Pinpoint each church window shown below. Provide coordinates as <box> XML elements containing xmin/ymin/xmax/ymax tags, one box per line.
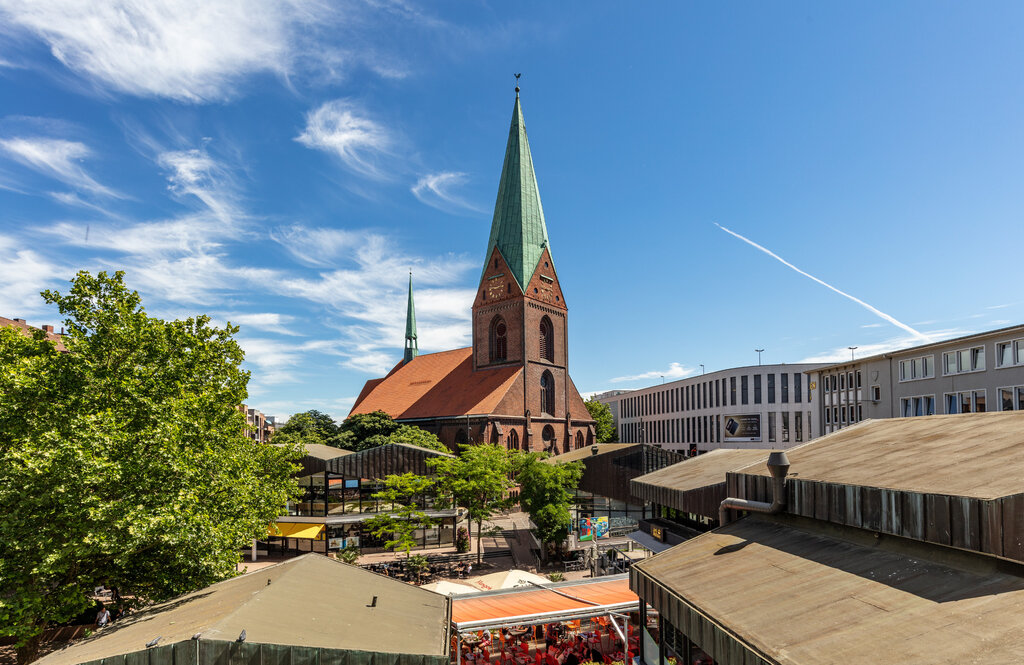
<box><xmin>575</xmin><ymin>431</ymin><xmax>584</xmax><ymax>449</ymax></box>
<box><xmin>542</xmin><ymin>424</ymin><xmax>556</xmax><ymax>451</ymax></box>
<box><xmin>540</xmin><ymin>370</ymin><xmax>555</xmax><ymax>415</ymax></box>
<box><xmin>539</xmin><ymin>316</ymin><xmax>554</xmax><ymax>362</ymax></box>
<box><xmin>455</xmin><ymin>429</ymin><xmax>468</xmax><ymax>446</ymax></box>
<box><xmin>495</xmin><ymin>258</ymin><xmax>499</xmax><ymax>268</ymax></box>
<box><xmin>490</xmin><ymin>316</ymin><xmax>508</xmax><ymax>362</ymax></box>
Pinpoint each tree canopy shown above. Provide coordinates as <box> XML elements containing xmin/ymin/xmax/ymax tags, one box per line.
<box><xmin>337</xmin><ymin>411</ymin><xmax>449</xmax><ymax>453</ymax></box>
<box><xmin>363</xmin><ymin>473</ymin><xmax>437</xmax><ymax>558</ymax></box>
<box><xmin>273</xmin><ymin>409</ymin><xmax>344</xmax><ymax>448</ymax></box>
<box><xmin>429</xmin><ymin>444</ymin><xmax>516</xmax><ymax>563</ymax></box>
<box><xmin>0</xmin><ymin>272</ymin><xmax>301</xmax><ymax>664</ymax></box>
<box><xmin>515</xmin><ymin>453</ymin><xmax>584</xmax><ymax>558</ymax></box>
<box><xmin>585</xmin><ymin>397</ymin><xmax>618</xmax><ymax>443</ymax></box>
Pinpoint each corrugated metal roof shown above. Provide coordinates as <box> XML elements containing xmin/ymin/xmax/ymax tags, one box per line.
<box><xmin>738</xmin><ymin>412</ymin><xmax>1024</xmax><ymax>499</ymax></box>
<box><xmin>633</xmin><ymin>515</ymin><xmax>1024</xmax><ymax>665</ymax></box>
<box><xmin>481</xmin><ymin>93</ymin><xmax>551</xmax><ymax>291</ymax></box>
<box><xmin>633</xmin><ymin>449</ymin><xmax>771</xmax><ymax>494</ymax></box>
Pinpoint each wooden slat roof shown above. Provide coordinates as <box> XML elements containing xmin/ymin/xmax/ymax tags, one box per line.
<box><xmin>633</xmin><ymin>516</ymin><xmax>1024</xmax><ymax>665</ymax></box>
<box><xmin>633</xmin><ymin>448</ymin><xmax>771</xmax><ymax>493</ymax></box>
<box><xmin>739</xmin><ymin>412</ymin><xmax>1024</xmax><ymax>499</ymax></box>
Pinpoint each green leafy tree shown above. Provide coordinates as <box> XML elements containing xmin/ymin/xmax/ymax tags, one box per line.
<box><xmin>585</xmin><ymin>397</ymin><xmax>618</xmax><ymax>443</ymax></box>
<box><xmin>338</xmin><ymin>410</ymin><xmax>400</xmax><ymax>451</ymax></box>
<box><xmin>515</xmin><ymin>453</ymin><xmax>584</xmax><ymax>560</ymax></box>
<box><xmin>0</xmin><ymin>271</ymin><xmax>302</xmax><ymax>664</ymax></box>
<box><xmin>430</xmin><ymin>444</ymin><xmax>515</xmax><ymax>564</ymax></box>
<box><xmin>337</xmin><ymin>545</ymin><xmax>360</xmax><ymax>565</ymax></box>
<box><xmin>273</xmin><ymin>410</ymin><xmax>343</xmax><ymax>448</ymax></box>
<box><xmin>387</xmin><ymin>424</ymin><xmax>450</xmax><ymax>453</ymax></box>
<box><xmin>363</xmin><ymin>473</ymin><xmax>437</xmax><ymax>559</ymax></box>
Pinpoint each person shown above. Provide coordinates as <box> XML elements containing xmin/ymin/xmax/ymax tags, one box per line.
<box><xmin>95</xmin><ymin>604</ymin><xmax>111</xmax><ymax>628</ymax></box>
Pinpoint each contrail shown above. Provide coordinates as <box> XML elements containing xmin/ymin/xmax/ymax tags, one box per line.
<box><xmin>714</xmin><ymin>223</ymin><xmax>931</xmax><ymax>343</ymax></box>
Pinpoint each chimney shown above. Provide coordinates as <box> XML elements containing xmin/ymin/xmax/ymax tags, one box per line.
<box><xmin>42</xmin><ymin>325</ymin><xmax>55</xmax><ymax>333</ymax></box>
<box><xmin>591</xmin><ymin>445</ymin><xmax>600</xmax><ymax>456</ymax></box>
<box><xmin>13</xmin><ymin>318</ymin><xmax>25</xmax><ymax>323</ymax></box>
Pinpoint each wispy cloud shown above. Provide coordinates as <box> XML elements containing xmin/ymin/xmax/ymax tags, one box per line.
<box><xmin>295</xmin><ymin>99</ymin><xmax>393</xmax><ymax>179</ymax></box>
<box><xmin>610</xmin><ymin>362</ymin><xmax>694</xmax><ymax>384</ymax></box>
<box><xmin>225</xmin><ymin>312</ymin><xmax>304</xmax><ymax>337</ymax></box>
<box><xmin>715</xmin><ymin>223</ymin><xmax>931</xmax><ymax>343</ymax></box>
<box><xmin>411</xmin><ymin>171</ymin><xmax>484</xmax><ymax>214</ymax></box>
<box><xmin>0</xmin><ymin>234</ymin><xmax>68</xmax><ymax>317</ymax></box>
<box><xmin>0</xmin><ymin>137</ymin><xmax>118</xmax><ymax>197</ymax></box>
<box><xmin>0</xmin><ymin>0</ymin><xmax>340</xmax><ymax>102</ymax></box>
<box><xmin>860</xmin><ymin>323</ymin><xmax>883</xmax><ymax>329</ymax></box>
<box><xmin>800</xmin><ymin>328</ymin><xmax>976</xmax><ymax>364</ymax></box>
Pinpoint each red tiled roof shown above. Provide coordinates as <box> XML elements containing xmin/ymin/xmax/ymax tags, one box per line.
<box><xmin>0</xmin><ymin>316</ymin><xmax>67</xmax><ymax>351</ymax></box>
<box><xmin>350</xmin><ymin>347</ymin><xmax>521</xmax><ymax>419</ymax></box>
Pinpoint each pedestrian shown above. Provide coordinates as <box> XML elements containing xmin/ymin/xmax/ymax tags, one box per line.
<box><xmin>95</xmin><ymin>604</ymin><xmax>111</xmax><ymax>629</ymax></box>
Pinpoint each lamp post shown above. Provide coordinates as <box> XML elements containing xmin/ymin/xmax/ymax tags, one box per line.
<box><xmin>755</xmin><ymin>349</ymin><xmax>764</xmax><ymax>366</ymax></box>
<box><xmin>848</xmin><ymin>346</ymin><xmax>858</xmax><ymax>361</ymax></box>
<box><xmin>660</xmin><ymin>375</ymin><xmax>665</xmax><ymax>384</ymax></box>
<box><xmin>699</xmin><ymin>364</ymin><xmax>705</xmax><ymax>375</ymax></box>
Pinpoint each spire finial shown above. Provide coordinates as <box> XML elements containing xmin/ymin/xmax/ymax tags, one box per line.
<box><xmin>514</xmin><ymin>72</ymin><xmax>521</xmax><ymax>95</ymax></box>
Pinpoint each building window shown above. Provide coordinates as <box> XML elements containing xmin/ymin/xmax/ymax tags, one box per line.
<box><xmin>768</xmin><ymin>374</ymin><xmax>776</xmax><ymax>404</ymax></box>
<box><xmin>794</xmin><ymin>373</ymin><xmax>802</xmax><ymax>403</ymax></box>
<box><xmin>542</xmin><ymin>424</ymin><xmax>556</xmax><ymax>451</ymax></box>
<box><xmin>455</xmin><ymin>429</ymin><xmax>468</xmax><ymax>446</ymax></box>
<box><xmin>539</xmin><ymin>316</ymin><xmax>555</xmax><ymax>362</ymax></box>
<box><xmin>781</xmin><ymin>373</ymin><xmax>789</xmax><ymax>403</ymax></box>
<box><xmin>754</xmin><ymin>374</ymin><xmax>762</xmax><ymax>404</ymax></box>
<box><xmin>944</xmin><ymin>346</ymin><xmax>985</xmax><ymax>375</ymax></box>
<box><xmin>574</xmin><ymin>431</ymin><xmax>584</xmax><ymax>449</ymax></box>
<box><xmin>730</xmin><ymin>376</ymin><xmax>737</xmax><ymax>405</ymax></box>
<box><xmin>871</xmin><ymin>385</ymin><xmax>881</xmax><ymax>401</ymax></box>
<box><xmin>781</xmin><ymin>412</ymin><xmax>790</xmax><ymax>443</ymax></box>
<box><xmin>489</xmin><ymin>316</ymin><xmax>508</xmax><ymax>362</ymax></box>
<box><xmin>540</xmin><ymin>371</ymin><xmax>555</xmax><ymax>415</ymax></box>
<box><xmin>898</xmin><ymin>355</ymin><xmax>935</xmax><ymax>382</ymax></box>
<box><xmin>795</xmin><ymin>412</ymin><xmax>803</xmax><ymax>442</ymax></box>
<box><xmin>996</xmin><ymin>338</ymin><xmax>1024</xmax><ymax>367</ymax></box>
<box><xmin>824</xmin><ymin>376</ymin><xmax>831</xmax><ymax>393</ymax></box>
<box><xmin>741</xmin><ymin>375</ymin><xmax>749</xmax><ymax>405</ymax></box>
<box><xmin>506</xmin><ymin>429</ymin><xmax>519</xmax><ymax>450</ymax></box>
<box><xmin>999</xmin><ymin>386</ymin><xmax>1024</xmax><ymax>411</ymax></box>
<box><xmin>900</xmin><ymin>395</ymin><xmax>935</xmax><ymax>418</ymax></box>
<box><xmin>768</xmin><ymin>412</ymin><xmax>777</xmax><ymax>443</ymax></box>
<box><xmin>839</xmin><ymin>373</ymin><xmax>845</xmax><ymax>391</ymax></box>
<box><xmin>855</xmin><ymin>371</ymin><xmax>862</xmax><ymax>390</ymax></box>
<box><xmin>825</xmin><ymin>408</ymin><xmax>831</xmax><ymax>425</ymax></box>
<box><xmin>945</xmin><ymin>390</ymin><xmax>987</xmax><ymax>414</ymax></box>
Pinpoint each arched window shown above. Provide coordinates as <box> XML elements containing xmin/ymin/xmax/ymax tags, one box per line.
<box><xmin>539</xmin><ymin>316</ymin><xmax>554</xmax><ymax>362</ymax></box>
<box><xmin>575</xmin><ymin>431</ymin><xmax>584</xmax><ymax>449</ymax></box>
<box><xmin>540</xmin><ymin>371</ymin><xmax>555</xmax><ymax>415</ymax></box>
<box><xmin>490</xmin><ymin>316</ymin><xmax>507</xmax><ymax>362</ymax></box>
<box><xmin>542</xmin><ymin>425</ymin><xmax>556</xmax><ymax>451</ymax></box>
<box><xmin>490</xmin><ymin>425</ymin><xmax>500</xmax><ymax>445</ymax></box>
<box><xmin>507</xmin><ymin>429</ymin><xmax>519</xmax><ymax>450</ymax></box>
<box><xmin>454</xmin><ymin>429</ymin><xmax>468</xmax><ymax>446</ymax></box>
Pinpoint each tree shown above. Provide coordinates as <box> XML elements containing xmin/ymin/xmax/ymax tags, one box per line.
<box><xmin>273</xmin><ymin>410</ymin><xmax>343</xmax><ymax>448</ymax></box>
<box><xmin>363</xmin><ymin>473</ymin><xmax>437</xmax><ymax>559</ymax></box>
<box><xmin>338</xmin><ymin>410</ymin><xmax>400</xmax><ymax>451</ymax></box>
<box><xmin>585</xmin><ymin>398</ymin><xmax>618</xmax><ymax>443</ymax></box>
<box><xmin>429</xmin><ymin>444</ymin><xmax>516</xmax><ymax>564</ymax></box>
<box><xmin>0</xmin><ymin>271</ymin><xmax>302</xmax><ymax>664</ymax></box>
<box><xmin>387</xmin><ymin>425</ymin><xmax>450</xmax><ymax>453</ymax></box>
<box><xmin>515</xmin><ymin>453</ymin><xmax>584</xmax><ymax>560</ymax></box>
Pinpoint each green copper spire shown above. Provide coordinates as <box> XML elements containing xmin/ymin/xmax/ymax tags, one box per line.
<box><xmin>404</xmin><ymin>271</ymin><xmax>418</xmax><ymax>364</ymax></box>
<box><xmin>481</xmin><ymin>88</ymin><xmax>552</xmax><ymax>289</ymax></box>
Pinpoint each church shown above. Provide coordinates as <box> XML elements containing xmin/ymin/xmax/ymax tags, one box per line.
<box><xmin>349</xmin><ymin>89</ymin><xmax>596</xmax><ymax>453</ymax></box>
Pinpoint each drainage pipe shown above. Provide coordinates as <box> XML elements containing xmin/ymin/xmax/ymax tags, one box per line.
<box><xmin>718</xmin><ymin>451</ymin><xmax>790</xmax><ymax>526</ymax></box>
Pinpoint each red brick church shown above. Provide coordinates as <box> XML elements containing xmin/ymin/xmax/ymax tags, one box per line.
<box><xmin>349</xmin><ymin>89</ymin><xmax>595</xmax><ymax>453</ymax></box>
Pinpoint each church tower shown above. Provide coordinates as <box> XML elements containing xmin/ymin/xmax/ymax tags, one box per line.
<box><xmin>471</xmin><ymin>88</ymin><xmax>571</xmax><ymax>452</ymax></box>
<box><xmin>404</xmin><ymin>272</ymin><xmax>418</xmax><ymax>364</ymax></box>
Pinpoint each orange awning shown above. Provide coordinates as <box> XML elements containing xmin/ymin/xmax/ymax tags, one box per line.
<box><xmin>451</xmin><ymin>577</ymin><xmax>637</xmax><ymax>629</ymax></box>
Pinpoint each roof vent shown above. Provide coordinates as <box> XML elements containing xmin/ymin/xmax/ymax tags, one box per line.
<box><xmin>591</xmin><ymin>445</ymin><xmax>600</xmax><ymax>456</ymax></box>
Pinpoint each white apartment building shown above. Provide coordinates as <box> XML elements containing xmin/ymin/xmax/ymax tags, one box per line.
<box><xmin>598</xmin><ymin>363</ymin><xmax>826</xmax><ymax>454</ymax></box>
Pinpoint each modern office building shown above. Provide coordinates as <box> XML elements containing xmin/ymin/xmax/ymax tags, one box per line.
<box><xmin>810</xmin><ymin>323</ymin><xmax>1024</xmax><ymax>436</ymax></box>
<box><xmin>597</xmin><ymin>364</ymin><xmax>826</xmax><ymax>454</ymax></box>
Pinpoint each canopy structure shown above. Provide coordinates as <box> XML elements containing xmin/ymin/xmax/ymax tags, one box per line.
<box><xmin>423</xmin><ymin>580</ymin><xmax>480</xmax><ymax>596</ymax></box>
<box><xmin>451</xmin><ymin>576</ymin><xmax>637</xmax><ymax>631</ymax></box>
<box><xmin>270</xmin><ymin>522</ymin><xmax>325</xmax><ymax>539</ymax></box>
<box><xmin>469</xmin><ymin>569</ymin><xmax>549</xmax><ymax>591</ymax></box>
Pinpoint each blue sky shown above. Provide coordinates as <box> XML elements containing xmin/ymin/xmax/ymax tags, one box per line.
<box><xmin>2</xmin><ymin>2</ymin><xmax>1023</xmax><ymax>421</ymax></box>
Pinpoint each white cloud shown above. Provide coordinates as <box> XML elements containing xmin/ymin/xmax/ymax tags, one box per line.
<box><xmin>0</xmin><ymin>234</ymin><xmax>68</xmax><ymax>317</ymax></box>
<box><xmin>295</xmin><ymin>99</ymin><xmax>393</xmax><ymax>178</ymax></box>
<box><xmin>800</xmin><ymin>328</ymin><xmax>977</xmax><ymax>364</ymax></box>
<box><xmin>860</xmin><ymin>323</ymin><xmax>883</xmax><ymax>329</ymax></box>
<box><xmin>270</xmin><ymin>224</ymin><xmax>368</xmax><ymax>268</ymax></box>
<box><xmin>411</xmin><ymin>171</ymin><xmax>484</xmax><ymax>214</ymax></box>
<box><xmin>715</xmin><ymin>223</ymin><xmax>931</xmax><ymax>343</ymax></box>
<box><xmin>0</xmin><ymin>136</ymin><xmax>118</xmax><ymax>197</ymax></box>
<box><xmin>609</xmin><ymin>362</ymin><xmax>695</xmax><ymax>384</ymax></box>
<box><xmin>0</xmin><ymin>0</ymin><xmax>337</xmax><ymax>102</ymax></box>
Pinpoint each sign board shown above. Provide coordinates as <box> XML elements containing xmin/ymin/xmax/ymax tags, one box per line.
<box><xmin>329</xmin><ymin>536</ymin><xmax>359</xmax><ymax>550</ymax></box>
<box><xmin>723</xmin><ymin>414</ymin><xmax>761</xmax><ymax>442</ymax></box>
<box><xmin>650</xmin><ymin>526</ymin><xmax>664</xmax><ymax>542</ymax></box>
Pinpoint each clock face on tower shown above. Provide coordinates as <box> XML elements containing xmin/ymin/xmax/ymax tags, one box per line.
<box><xmin>487</xmin><ymin>277</ymin><xmax>505</xmax><ymax>300</ymax></box>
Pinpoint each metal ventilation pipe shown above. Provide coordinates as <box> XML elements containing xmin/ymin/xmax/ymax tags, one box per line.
<box><xmin>718</xmin><ymin>451</ymin><xmax>790</xmax><ymax>526</ymax></box>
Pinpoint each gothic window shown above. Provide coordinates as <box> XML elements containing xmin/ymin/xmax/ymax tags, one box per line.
<box><xmin>539</xmin><ymin>316</ymin><xmax>554</xmax><ymax>362</ymax></box>
<box><xmin>575</xmin><ymin>431</ymin><xmax>584</xmax><ymax>449</ymax></box>
<box><xmin>507</xmin><ymin>429</ymin><xmax>519</xmax><ymax>450</ymax></box>
<box><xmin>540</xmin><ymin>370</ymin><xmax>555</xmax><ymax>415</ymax></box>
<box><xmin>542</xmin><ymin>425</ymin><xmax>556</xmax><ymax>451</ymax></box>
<box><xmin>454</xmin><ymin>429</ymin><xmax>468</xmax><ymax>446</ymax></box>
<box><xmin>490</xmin><ymin>316</ymin><xmax>508</xmax><ymax>362</ymax></box>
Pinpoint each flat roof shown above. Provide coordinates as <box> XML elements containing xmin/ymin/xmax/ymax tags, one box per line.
<box><xmin>36</xmin><ymin>554</ymin><xmax>451</xmax><ymax>665</ymax></box>
<box><xmin>451</xmin><ymin>576</ymin><xmax>636</xmax><ymax>630</ymax></box>
<box><xmin>298</xmin><ymin>443</ymin><xmax>354</xmax><ymax>460</ymax></box>
<box><xmin>544</xmin><ymin>443</ymin><xmax>637</xmax><ymax>464</ymax></box>
<box><xmin>633</xmin><ymin>515</ymin><xmax>1024</xmax><ymax>665</ymax></box>
<box><xmin>633</xmin><ymin>448</ymin><xmax>771</xmax><ymax>493</ymax></box>
<box><xmin>739</xmin><ymin>412</ymin><xmax>1024</xmax><ymax>499</ymax></box>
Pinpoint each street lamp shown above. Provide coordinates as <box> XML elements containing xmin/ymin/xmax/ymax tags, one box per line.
<box><xmin>848</xmin><ymin>346</ymin><xmax>858</xmax><ymax>361</ymax></box>
<box><xmin>699</xmin><ymin>364</ymin><xmax>705</xmax><ymax>375</ymax></box>
<box><xmin>660</xmin><ymin>375</ymin><xmax>665</xmax><ymax>384</ymax></box>
<box><xmin>755</xmin><ymin>349</ymin><xmax>764</xmax><ymax>366</ymax></box>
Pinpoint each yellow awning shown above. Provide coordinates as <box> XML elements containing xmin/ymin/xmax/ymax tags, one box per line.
<box><xmin>268</xmin><ymin>522</ymin><xmax>325</xmax><ymax>539</ymax></box>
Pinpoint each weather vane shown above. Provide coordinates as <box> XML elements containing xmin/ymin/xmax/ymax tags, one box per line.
<box><xmin>514</xmin><ymin>72</ymin><xmax>521</xmax><ymax>94</ymax></box>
